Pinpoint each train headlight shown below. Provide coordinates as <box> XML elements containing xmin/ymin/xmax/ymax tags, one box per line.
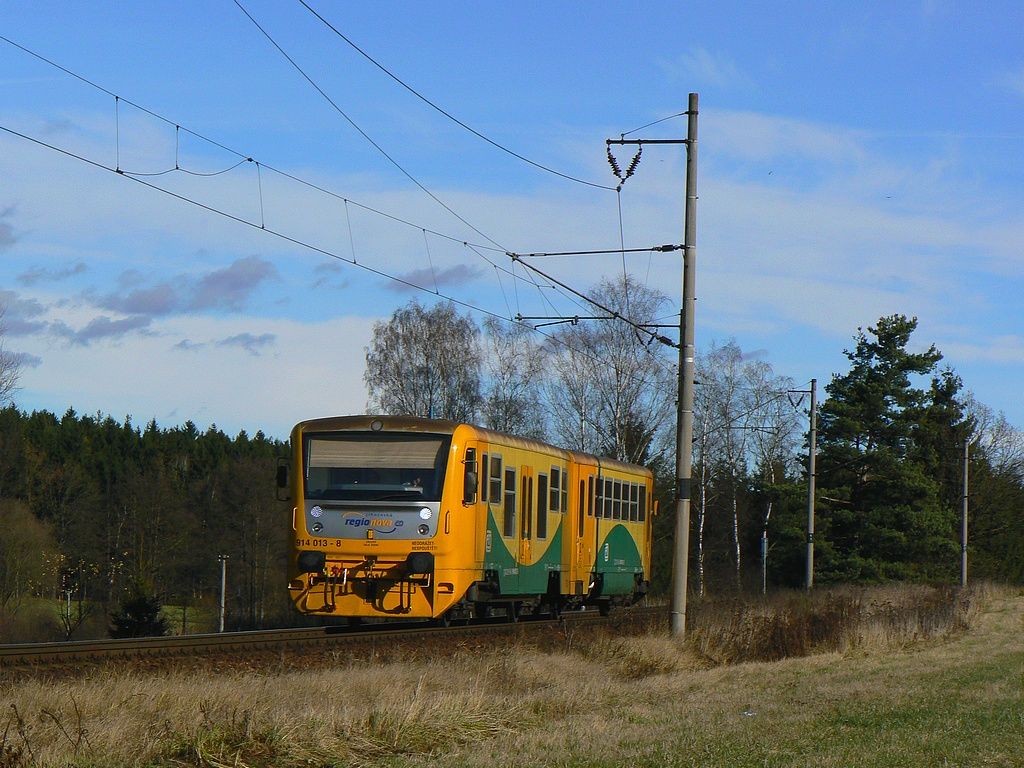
<box><xmin>418</xmin><ymin>524</ymin><xmax>430</xmax><ymax>535</ymax></box>
<box><xmin>311</xmin><ymin>522</ymin><xmax>323</xmax><ymax>533</ymax></box>
<box><xmin>419</xmin><ymin>508</ymin><xmax>432</xmax><ymax>520</ymax></box>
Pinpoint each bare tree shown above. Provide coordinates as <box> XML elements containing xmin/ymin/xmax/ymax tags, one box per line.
<box><xmin>481</xmin><ymin>317</ymin><xmax>547</xmax><ymax>438</ymax></box>
<box><xmin>694</xmin><ymin>341</ymin><xmax>799</xmax><ymax>593</ymax></box>
<box><xmin>0</xmin><ymin>307</ymin><xmax>21</xmax><ymax>405</ymax></box>
<box><xmin>545</xmin><ymin>275</ymin><xmax>675</xmax><ymax>464</ymax></box>
<box><xmin>963</xmin><ymin>392</ymin><xmax>1024</xmax><ymax>476</ymax></box>
<box><xmin>365</xmin><ymin>300</ymin><xmax>482</xmax><ymax>422</ymax></box>
<box><xmin>540</xmin><ymin>280</ymin><xmax>675</xmax><ymax>466</ymax></box>
<box><xmin>0</xmin><ymin>500</ymin><xmax>58</xmax><ymax>616</ymax></box>
<box><xmin>742</xmin><ymin>360</ymin><xmax>799</xmax><ymax>593</ymax></box>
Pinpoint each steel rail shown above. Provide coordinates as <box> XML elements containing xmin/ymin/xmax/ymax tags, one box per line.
<box><xmin>0</xmin><ymin>606</ymin><xmax>664</xmax><ymax>670</ymax></box>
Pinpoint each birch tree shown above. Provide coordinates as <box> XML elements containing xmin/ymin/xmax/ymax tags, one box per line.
<box><xmin>694</xmin><ymin>341</ymin><xmax>799</xmax><ymax>594</ymax></box>
<box><xmin>364</xmin><ymin>301</ymin><xmax>482</xmax><ymax>422</ymax></box>
<box><xmin>545</xmin><ymin>275</ymin><xmax>675</xmax><ymax>464</ymax></box>
<box><xmin>0</xmin><ymin>307</ymin><xmax>21</xmax><ymax>405</ymax></box>
<box><xmin>481</xmin><ymin>317</ymin><xmax>547</xmax><ymax>438</ymax></box>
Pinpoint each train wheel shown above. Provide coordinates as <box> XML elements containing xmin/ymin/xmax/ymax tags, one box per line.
<box><xmin>598</xmin><ymin>600</ymin><xmax>611</xmax><ymax>617</ymax></box>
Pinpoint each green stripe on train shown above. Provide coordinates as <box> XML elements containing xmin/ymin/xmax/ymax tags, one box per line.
<box><xmin>483</xmin><ymin>511</ymin><xmax>564</xmax><ymax>595</ymax></box>
<box><xmin>594</xmin><ymin>525</ymin><xmax>644</xmax><ymax>594</ymax></box>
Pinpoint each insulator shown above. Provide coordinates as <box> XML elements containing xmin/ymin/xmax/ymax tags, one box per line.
<box><xmin>624</xmin><ymin>146</ymin><xmax>642</xmax><ymax>180</ymax></box>
<box><xmin>606</xmin><ymin>146</ymin><xmax>623</xmax><ymax>179</ymax></box>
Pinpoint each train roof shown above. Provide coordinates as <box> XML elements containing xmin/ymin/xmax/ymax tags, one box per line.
<box><xmin>292</xmin><ymin>415</ymin><xmax>652</xmax><ymax>476</ymax></box>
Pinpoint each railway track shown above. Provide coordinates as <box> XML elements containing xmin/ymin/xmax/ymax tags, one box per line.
<box><xmin>0</xmin><ymin>605</ymin><xmax>665</xmax><ymax>677</ymax></box>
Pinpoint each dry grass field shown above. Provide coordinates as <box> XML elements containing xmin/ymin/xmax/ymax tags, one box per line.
<box><xmin>1</xmin><ymin>584</ymin><xmax>1021</xmax><ymax>767</ymax></box>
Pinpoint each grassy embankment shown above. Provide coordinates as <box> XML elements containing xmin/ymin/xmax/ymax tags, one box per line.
<box><xmin>1</xmin><ymin>583</ymin><xmax>1021</xmax><ymax>767</ymax></box>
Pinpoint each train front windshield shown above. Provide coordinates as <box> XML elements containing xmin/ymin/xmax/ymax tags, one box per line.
<box><xmin>303</xmin><ymin>432</ymin><xmax>451</xmax><ymax>502</ymax></box>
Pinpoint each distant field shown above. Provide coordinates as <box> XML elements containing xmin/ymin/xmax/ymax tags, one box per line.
<box><xmin>0</xmin><ymin>598</ymin><xmax>219</xmax><ymax>643</ymax></box>
<box><xmin>1</xmin><ymin>584</ymin><xmax>1021</xmax><ymax>767</ymax></box>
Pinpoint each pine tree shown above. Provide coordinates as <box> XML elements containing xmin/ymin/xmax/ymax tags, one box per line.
<box><xmin>109</xmin><ymin>579</ymin><xmax>170</xmax><ymax>638</ymax></box>
<box><xmin>815</xmin><ymin>315</ymin><xmax>966</xmax><ymax>582</ymax></box>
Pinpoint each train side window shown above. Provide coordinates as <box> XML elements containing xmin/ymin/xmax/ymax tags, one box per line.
<box><xmin>549</xmin><ymin>467</ymin><xmax>560</xmax><ymax>513</ymax></box>
<box><xmin>639</xmin><ymin>485</ymin><xmax>647</xmax><ymax>522</ymax></box>
<box><xmin>630</xmin><ymin>482</ymin><xmax>639</xmax><ymax>522</ymax></box>
<box><xmin>490</xmin><ymin>455</ymin><xmax>503</xmax><ymax>504</ymax></box>
<box><xmin>481</xmin><ymin>454</ymin><xmax>489</xmax><ymax>503</ymax></box>
<box><xmin>503</xmin><ymin>467</ymin><xmax>516</xmax><ymax>538</ymax></box>
<box><xmin>588</xmin><ymin>476</ymin><xmax>595</xmax><ymax>517</ymax></box>
<box><xmin>561</xmin><ymin>470</ymin><xmax>568</xmax><ymax>514</ymax></box>
<box><xmin>613</xmin><ymin>479</ymin><xmax>622</xmax><ymax>520</ymax></box>
<box><xmin>595</xmin><ymin>477</ymin><xmax>604</xmax><ymax>518</ymax></box>
<box><xmin>537</xmin><ymin>474</ymin><xmax>548</xmax><ymax>539</ymax></box>
<box><xmin>520</xmin><ymin>474</ymin><xmax>531</xmax><ymax>540</ymax></box>
<box><xmin>578</xmin><ymin>479</ymin><xmax>585</xmax><ymax>533</ymax></box>
<box><xmin>604</xmin><ymin>478</ymin><xmax>613</xmax><ymax>519</ymax></box>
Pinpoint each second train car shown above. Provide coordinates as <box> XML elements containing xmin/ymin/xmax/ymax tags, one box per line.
<box><xmin>282</xmin><ymin>415</ymin><xmax>654</xmax><ymax>622</ymax></box>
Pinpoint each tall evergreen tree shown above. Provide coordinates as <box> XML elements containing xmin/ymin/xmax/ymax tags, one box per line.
<box><xmin>815</xmin><ymin>315</ymin><xmax>967</xmax><ymax>582</ymax></box>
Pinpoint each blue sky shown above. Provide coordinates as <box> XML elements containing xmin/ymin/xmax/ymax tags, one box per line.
<box><xmin>1</xmin><ymin>1</ymin><xmax>1022</xmax><ymax>439</ymax></box>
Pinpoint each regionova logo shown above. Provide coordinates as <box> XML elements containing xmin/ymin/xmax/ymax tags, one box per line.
<box><xmin>343</xmin><ymin>513</ymin><xmax>403</xmax><ymax>534</ymax></box>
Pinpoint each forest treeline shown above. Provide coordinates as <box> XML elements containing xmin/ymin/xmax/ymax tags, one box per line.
<box><xmin>0</xmin><ymin>409</ymin><xmax>292</xmax><ymax>640</ymax></box>
<box><xmin>2</xmin><ymin>281</ymin><xmax>1024</xmax><ymax>642</ymax></box>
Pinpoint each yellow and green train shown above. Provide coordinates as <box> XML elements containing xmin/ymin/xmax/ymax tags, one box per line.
<box><xmin>283</xmin><ymin>415</ymin><xmax>654</xmax><ymax>621</ymax></box>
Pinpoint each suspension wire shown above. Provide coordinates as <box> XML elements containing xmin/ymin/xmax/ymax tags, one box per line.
<box><xmin>296</xmin><ymin>0</ymin><xmax>618</xmax><ymax>192</ymax></box>
<box><xmin>518</xmin><ymin>244</ymin><xmax>681</xmax><ymax>258</ymax></box>
<box><xmin>422</xmin><ymin>230</ymin><xmax>439</xmax><ymax>294</ymax></box>
<box><xmin>343</xmin><ymin>199</ymin><xmax>358</xmax><ymax>263</ymax></box>
<box><xmin>114</xmin><ymin>95</ymin><xmax>120</xmax><ymax>172</ymax></box>
<box><xmin>255</xmin><ymin>161</ymin><xmax>266</xmax><ymax>229</ymax></box>
<box><xmin>491</xmin><ymin>262</ymin><xmax>514</xmax><ymax>320</ymax></box>
<box><xmin>232</xmin><ymin>0</ymin><xmax>507</xmax><ymax>252</ymax></box>
<box><xmin>2</xmin><ymin>29</ymin><xmax>671</xmax><ymax>357</ymax></box>
<box><xmin>0</xmin><ymin>49</ymin><xmax>684</xmax><ymax>396</ymax></box>
<box><xmin>0</xmin><ymin>33</ymin><xmax>505</xmax><ymax>256</ymax></box>
<box><xmin>119</xmin><ymin>158</ymin><xmax>252</xmax><ymax>178</ymax></box>
<box><xmin>621</xmin><ymin>110</ymin><xmax>689</xmax><ymax>138</ymax></box>
<box><xmin>508</xmin><ymin>252</ymin><xmax>676</xmax><ymax>348</ymax></box>
<box><xmin>1</xmin><ymin>122</ymin><xmax>538</xmax><ymax>328</ymax></box>
<box><xmin>616</xmin><ymin>188</ymin><xmax>631</xmax><ymax>319</ymax></box>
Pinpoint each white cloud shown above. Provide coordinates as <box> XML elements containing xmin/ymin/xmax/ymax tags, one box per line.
<box><xmin>16</xmin><ymin>314</ymin><xmax>375</xmax><ymax>438</ymax></box>
<box><xmin>4</xmin><ymin>100</ymin><xmax>1024</xmax><ymax>429</ymax></box>
<box><xmin>663</xmin><ymin>48</ymin><xmax>749</xmax><ymax>89</ymax></box>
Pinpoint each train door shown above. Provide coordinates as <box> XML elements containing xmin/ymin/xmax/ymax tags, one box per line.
<box><xmin>568</xmin><ymin>459</ymin><xmax>597</xmax><ymax>596</ymax></box>
<box><xmin>499</xmin><ymin>459</ymin><xmax>520</xmax><ymax>595</ymax></box>
<box><xmin>518</xmin><ymin>466</ymin><xmax>534</xmax><ymax>582</ymax></box>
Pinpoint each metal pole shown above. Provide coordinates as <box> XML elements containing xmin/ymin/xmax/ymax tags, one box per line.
<box><xmin>961</xmin><ymin>440</ymin><xmax>969</xmax><ymax>587</ymax></box>
<box><xmin>218</xmin><ymin>554</ymin><xmax>229</xmax><ymax>632</ymax></box>
<box><xmin>806</xmin><ymin>378</ymin><xmax>817</xmax><ymax>591</ymax></box>
<box><xmin>761</xmin><ymin>530</ymin><xmax>768</xmax><ymax>595</ymax></box>
<box><xmin>671</xmin><ymin>93</ymin><xmax>698</xmax><ymax>637</ymax></box>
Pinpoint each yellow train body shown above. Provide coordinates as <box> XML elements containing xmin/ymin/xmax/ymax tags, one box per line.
<box><xmin>286</xmin><ymin>415</ymin><xmax>654</xmax><ymax>620</ymax></box>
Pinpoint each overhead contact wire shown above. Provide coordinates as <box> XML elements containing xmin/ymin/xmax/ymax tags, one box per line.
<box><xmin>233</xmin><ymin>0</ymin><xmax>508</xmax><ymax>252</ymax></box>
<box><xmin>0</xmin><ymin>33</ymin><xmax>504</xmax><ymax>256</ymax></box>
<box><xmin>296</xmin><ymin>0</ymin><xmax>617</xmax><ymax>192</ymax></box>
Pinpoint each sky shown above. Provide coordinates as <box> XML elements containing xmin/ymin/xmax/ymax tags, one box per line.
<box><xmin>1</xmin><ymin>1</ymin><xmax>1022</xmax><ymax>440</ymax></box>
